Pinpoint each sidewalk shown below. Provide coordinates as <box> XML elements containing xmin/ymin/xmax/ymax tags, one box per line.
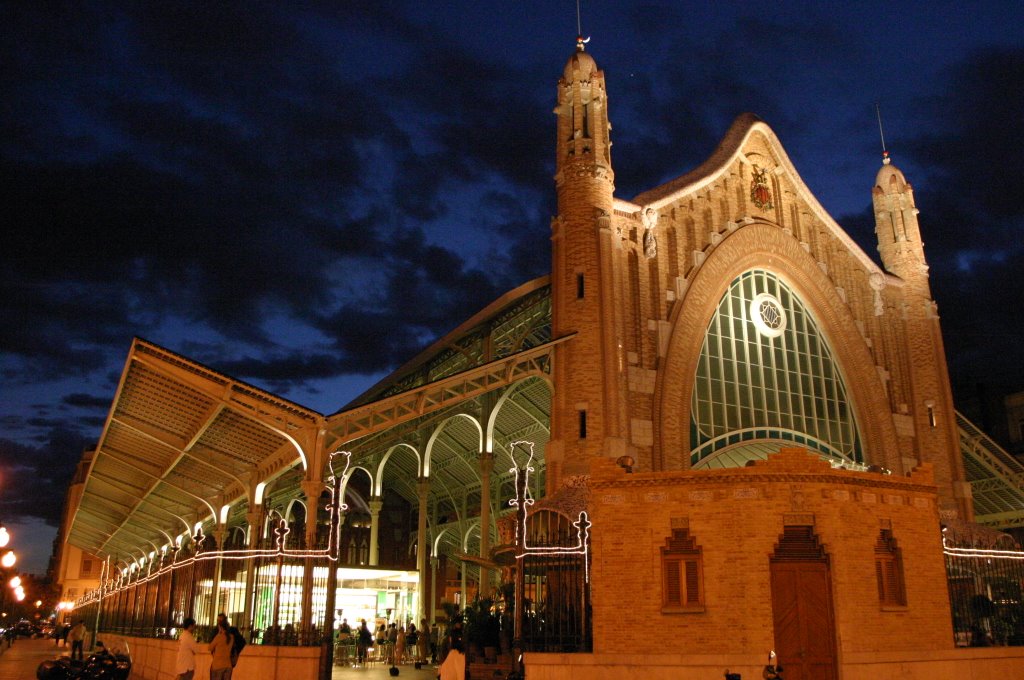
<box><xmin>333</xmin><ymin>660</ymin><xmax>442</xmax><ymax>680</ymax></box>
<box><xmin>0</xmin><ymin>636</ymin><xmax>450</xmax><ymax>680</ymax></box>
<box><xmin>0</xmin><ymin>636</ymin><xmax>73</xmax><ymax>680</ymax></box>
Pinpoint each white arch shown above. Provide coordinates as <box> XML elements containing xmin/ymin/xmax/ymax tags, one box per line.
<box><xmin>461</xmin><ymin>520</ymin><xmax>482</xmax><ymax>552</ymax></box>
<box><xmin>432</xmin><ymin>527</ymin><xmax>451</xmax><ymax>557</ymax></box>
<box><xmin>253</xmin><ymin>481</ymin><xmax>268</xmax><ymax>506</ymax></box>
<box><xmin>375</xmin><ymin>443</ymin><xmax>420</xmax><ymax>496</ymax></box>
<box><xmin>485</xmin><ymin>376</ymin><xmax>553</xmax><ymax>453</ymax></box>
<box><xmin>340</xmin><ymin>465</ymin><xmax>374</xmax><ymax>506</ymax></box>
<box><xmin>285</xmin><ymin>498</ymin><xmax>306</xmax><ymax>522</ymax></box>
<box><xmin>425</xmin><ymin>413</ymin><xmax>484</xmax><ymax>477</ymax></box>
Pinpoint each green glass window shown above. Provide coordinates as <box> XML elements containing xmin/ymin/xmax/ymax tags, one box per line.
<box><xmin>690</xmin><ymin>269</ymin><xmax>862</xmax><ymax>468</ymax></box>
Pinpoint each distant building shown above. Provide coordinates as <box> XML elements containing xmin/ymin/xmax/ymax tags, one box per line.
<box><xmin>1005</xmin><ymin>391</ymin><xmax>1024</xmax><ymax>458</ymax></box>
<box><xmin>51</xmin><ymin>448</ymin><xmax>102</xmax><ymax>623</ymax></box>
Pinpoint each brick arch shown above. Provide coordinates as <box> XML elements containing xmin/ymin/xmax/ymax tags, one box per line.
<box><xmin>653</xmin><ymin>222</ymin><xmax>899</xmax><ymax>470</ymax></box>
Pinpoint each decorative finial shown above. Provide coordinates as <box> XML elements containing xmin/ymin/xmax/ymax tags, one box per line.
<box><xmin>875</xmin><ymin>103</ymin><xmax>890</xmax><ymax>165</ymax></box>
<box><xmin>576</xmin><ymin>35</ymin><xmax>590</xmax><ymax>51</ymax></box>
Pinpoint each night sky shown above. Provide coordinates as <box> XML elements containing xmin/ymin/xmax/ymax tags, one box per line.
<box><xmin>2</xmin><ymin>2</ymin><xmax>1022</xmax><ymax>574</ymax></box>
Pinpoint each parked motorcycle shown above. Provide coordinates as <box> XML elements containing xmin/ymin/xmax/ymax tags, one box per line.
<box><xmin>36</xmin><ymin>640</ymin><xmax>131</xmax><ymax>680</ymax></box>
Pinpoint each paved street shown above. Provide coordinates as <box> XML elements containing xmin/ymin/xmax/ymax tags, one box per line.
<box><xmin>0</xmin><ymin>636</ymin><xmax>72</xmax><ymax>679</ymax></box>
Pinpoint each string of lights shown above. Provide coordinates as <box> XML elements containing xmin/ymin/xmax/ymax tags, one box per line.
<box><xmin>73</xmin><ymin>451</ymin><xmax>355</xmax><ymax>611</ymax></box>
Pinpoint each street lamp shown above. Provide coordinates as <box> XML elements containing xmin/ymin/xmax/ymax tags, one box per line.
<box><xmin>0</xmin><ymin>526</ymin><xmax>9</xmax><ymax>548</ymax></box>
<box><xmin>1</xmin><ymin>551</ymin><xmax>15</xmax><ymax>568</ymax></box>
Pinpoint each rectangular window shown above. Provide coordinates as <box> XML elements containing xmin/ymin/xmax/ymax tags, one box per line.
<box><xmin>579</xmin><ymin>410</ymin><xmax>587</xmax><ymax>439</ymax></box>
<box><xmin>661</xmin><ymin>529</ymin><xmax>704</xmax><ymax>612</ymax></box>
<box><xmin>81</xmin><ymin>559</ymin><xmax>94</xmax><ymax>577</ymax></box>
<box><xmin>576</xmin><ymin>273</ymin><xmax>585</xmax><ymax>299</ymax></box>
<box><xmin>663</xmin><ymin>556</ymin><xmax>703</xmax><ymax>609</ymax></box>
<box><xmin>875</xmin><ymin>529</ymin><xmax>907</xmax><ymax>607</ymax></box>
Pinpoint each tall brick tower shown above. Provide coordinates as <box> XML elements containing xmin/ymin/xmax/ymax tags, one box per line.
<box><xmin>546</xmin><ymin>38</ymin><xmax>626</xmax><ymax>493</ymax></box>
<box><xmin>872</xmin><ymin>151</ymin><xmax>971</xmax><ymax>519</ymax></box>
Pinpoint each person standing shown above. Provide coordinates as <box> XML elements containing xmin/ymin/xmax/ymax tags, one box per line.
<box><xmin>209</xmin><ymin>619</ymin><xmax>234</xmax><ymax>680</ymax></box>
<box><xmin>438</xmin><ymin>639</ymin><xmax>465</xmax><ymax>680</ymax></box>
<box><xmin>395</xmin><ymin>625</ymin><xmax>406</xmax><ymax>665</ymax></box>
<box><xmin>356</xmin><ymin>619</ymin><xmax>372</xmax><ymax>665</ymax></box>
<box><xmin>216</xmin><ymin>613</ymin><xmax>245</xmax><ymax>669</ymax></box>
<box><xmin>417</xmin><ymin>618</ymin><xmax>429</xmax><ymax>664</ymax></box>
<box><xmin>175</xmin><ymin>618</ymin><xmax>198</xmax><ymax>680</ymax></box>
<box><xmin>67</xmin><ymin>620</ymin><xmax>87</xmax><ymax>661</ymax></box>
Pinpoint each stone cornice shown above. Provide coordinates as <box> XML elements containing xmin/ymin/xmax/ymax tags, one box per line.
<box><xmin>589</xmin><ymin>470</ymin><xmax>938</xmax><ymax>497</ymax></box>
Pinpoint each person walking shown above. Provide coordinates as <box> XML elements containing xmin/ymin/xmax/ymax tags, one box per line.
<box><xmin>67</xmin><ymin>619</ymin><xmax>87</xmax><ymax>661</ymax></box>
<box><xmin>175</xmin><ymin>618</ymin><xmax>198</xmax><ymax>680</ymax></box>
<box><xmin>209</xmin><ymin>619</ymin><xmax>234</xmax><ymax>680</ymax></box>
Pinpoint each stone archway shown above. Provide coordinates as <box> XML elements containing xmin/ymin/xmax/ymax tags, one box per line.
<box><xmin>654</xmin><ymin>222</ymin><xmax>900</xmax><ymax>471</ymax></box>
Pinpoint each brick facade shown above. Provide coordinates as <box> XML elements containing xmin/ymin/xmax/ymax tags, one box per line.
<box><xmin>588</xmin><ymin>449</ymin><xmax>951</xmax><ymax>656</ymax></box>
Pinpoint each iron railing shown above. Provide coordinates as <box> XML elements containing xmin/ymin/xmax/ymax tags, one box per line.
<box><xmin>944</xmin><ymin>522</ymin><xmax>1024</xmax><ymax>647</ymax></box>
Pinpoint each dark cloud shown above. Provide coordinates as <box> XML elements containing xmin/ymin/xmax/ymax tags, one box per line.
<box><xmin>900</xmin><ymin>47</ymin><xmax>1024</xmax><ymax>393</ymax></box>
<box><xmin>0</xmin><ymin>428</ymin><xmax>89</xmax><ymax>526</ymax></box>
<box><xmin>61</xmin><ymin>393</ymin><xmax>113</xmax><ymax>410</ymax></box>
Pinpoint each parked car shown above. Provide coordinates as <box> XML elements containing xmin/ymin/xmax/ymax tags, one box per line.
<box><xmin>15</xmin><ymin>620</ymin><xmax>40</xmax><ymax>637</ymax></box>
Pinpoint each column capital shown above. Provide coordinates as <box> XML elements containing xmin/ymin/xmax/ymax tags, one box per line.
<box><xmin>245</xmin><ymin>510</ymin><xmax>262</xmax><ymax>528</ymax></box>
<box><xmin>300</xmin><ymin>479</ymin><xmax>325</xmax><ymax>500</ymax></box>
<box><xmin>418</xmin><ymin>477</ymin><xmax>431</xmax><ymax>496</ymax></box>
<box><xmin>368</xmin><ymin>498</ymin><xmax>384</xmax><ymax>515</ymax></box>
<box><xmin>478</xmin><ymin>451</ymin><xmax>495</xmax><ymax>475</ymax></box>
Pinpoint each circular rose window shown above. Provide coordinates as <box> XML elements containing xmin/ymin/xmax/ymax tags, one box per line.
<box><xmin>749</xmin><ymin>292</ymin><xmax>787</xmax><ymax>338</ymax></box>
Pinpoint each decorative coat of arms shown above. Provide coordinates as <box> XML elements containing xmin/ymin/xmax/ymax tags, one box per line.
<box><xmin>750</xmin><ymin>165</ymin><xmax>774</xmax><ymax>211</ymax></box>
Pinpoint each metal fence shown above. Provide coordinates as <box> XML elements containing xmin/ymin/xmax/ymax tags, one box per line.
<box><xmin>73</xmin><ymin>539</ymin><xmax>334</xmax><ymax>646</ymax></box>
<box><xmin>520</xmin><ymin>553</ymin><xmax>591</xmax><ymax>652</ymax></box>
<box><xmin>944</xmin><ymin>521</ymin><xmax>1024</xmax><ymax>647</ymax></box>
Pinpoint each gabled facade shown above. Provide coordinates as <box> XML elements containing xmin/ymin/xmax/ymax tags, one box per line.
<box><xmin>548</xmin><ymin>42</ymin><xmax>968</xmax><ymax>522</ymax></box>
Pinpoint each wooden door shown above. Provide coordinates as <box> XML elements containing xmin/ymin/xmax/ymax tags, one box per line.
<box><xmin>770</xmin><ymin>559</ymin><xmax>837</xmax><ymax>680</ymax></box>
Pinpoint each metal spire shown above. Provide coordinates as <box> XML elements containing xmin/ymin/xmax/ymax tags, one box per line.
<box><xmin>875</xmin><ymin>103</ymin><xmax>890</xmax><ymax>165</ymax></box>
<box><xmin>576</xmin><ymin>0</ymin><xmax>590</xmax><ymax>51</ymax></box>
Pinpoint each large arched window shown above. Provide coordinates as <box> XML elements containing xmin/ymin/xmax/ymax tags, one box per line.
<box><xmin>691</xmin><ymin>269</ymin><xmax>862</xmax><ymax>468</ymax></box>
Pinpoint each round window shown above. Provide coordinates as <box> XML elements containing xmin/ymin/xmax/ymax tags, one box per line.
<box><xmin>749</xmin><ymin>292</ymin><xmax>787</xmax><ymax>338</ymax></box>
